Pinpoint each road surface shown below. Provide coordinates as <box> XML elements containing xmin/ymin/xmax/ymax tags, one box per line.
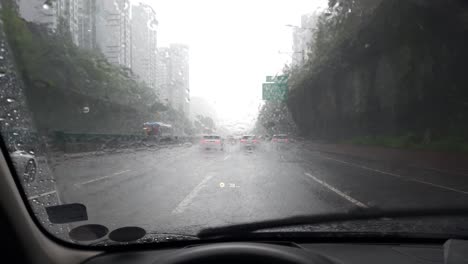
<box><xmin>31</xmin><ymin>140</ymin><xmax>468</xmax><ymax>239</ymax></box>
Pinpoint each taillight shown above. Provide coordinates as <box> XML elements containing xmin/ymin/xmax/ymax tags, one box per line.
<box><xmin>272</xmin><ymin>139</ymin><xmax>277</xmax><ymax>142</ymax></box>
<box><xmin>285</xmin><ymin>139</ymin><xmax>289</xmax><ymax>143</ymax></box>
<box><xmin>200</xmin><ymin>139</ymin><xmax>206</xmax><ymax>144</ymax></box>
<box><xmin>214</xmin><ymin>140</ymin><xmax>221</xmax><ymax>144</ymax></box>
<box><xmin>240</xmin><ymin>139</ymin><xmax>246</xmax><ymax>143</ymax></box>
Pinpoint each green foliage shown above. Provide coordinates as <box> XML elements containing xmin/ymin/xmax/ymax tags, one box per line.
<box><xmin>1</xmin><ymin>3</ymin><xmax>164</xmax><ymax>114</ymax></box>
<box><xmin>287</xmin><ymin>0</ymin><xmax>468</xmax><ymax>151</ymax></box>
<box><xmin>346</xmin><ymin>135</ymin><xmax>468</xmax><ymax>153</ymax></box>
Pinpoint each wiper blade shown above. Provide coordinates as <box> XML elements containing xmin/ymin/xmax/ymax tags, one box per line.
<box><xmin>197</xmin><ymin>208</ymin><xmax>468</xmax><ymax>238</ymax></box>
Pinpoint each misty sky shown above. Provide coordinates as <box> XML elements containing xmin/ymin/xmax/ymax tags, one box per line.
<box><xmin>138</xmin><ymin>0</ymin><xmax>326</xmax><ymax>130</ymax></box>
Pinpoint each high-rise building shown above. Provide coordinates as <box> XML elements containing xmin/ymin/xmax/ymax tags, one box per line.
<box><xmin>131</xmin><ymin>3</ymin><xmax>158</xmax><ymax>89</ymax></box>
<box><xmin>95</xmin><ymin>0</ymin><xmax>131</xmax><ymax>68</ymax></box>
<box><xmin>168</xmin><ymin>44</ymin><xmax>190</xmax><ymax>115</ymax></box>
<box><xmin>56</xmin><ymin>0</ymin><xmax>80</xmax><ymax>45</ymax></box>
<box><xmin>77</xmin><ymin>0</ymin><xmax>96</xmax><ymax>49</ymax></box>
<box><xmin>156</xmin><ymin>45</ymin><xmax>190</xmax><ymax>115</ymax></box>
<box><xmin>156</xmin><ymin>47</ymin><xmax>170</xmax><ymax>104</ymax></box>
<box><xmin>18</xmin><ymin>0</ymin><xmax>96</xmax><ymax>48</ymax></box>
<box><xmin>292</xmin><ymin>13</ymin><xmax>318</xmax><ymax>67</ymax></box>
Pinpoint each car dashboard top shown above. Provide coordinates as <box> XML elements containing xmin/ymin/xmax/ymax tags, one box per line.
<box><xmin>83</xmin><ymin>239</ymin><xmax>468</xmax><ymax>264</ymax></box>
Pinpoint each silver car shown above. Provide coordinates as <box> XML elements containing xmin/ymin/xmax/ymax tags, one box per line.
<box><xmin>200</xmin><ymin>135</ymin><xmax>224</xmax><ymax>151</ymax></box>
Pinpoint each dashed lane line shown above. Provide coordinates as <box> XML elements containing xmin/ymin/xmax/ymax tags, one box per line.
<box><xmin>304</xmin><ymin>172</ymin><xmax>368</xmax><ymax>208</ymax></box>
<box><xmin>172</xmin><ymin>173</ymin><xmax>215</xmax><ymax>214</ymax></box>
<box><xmin>223</xmin><ymin>155</ymin><xmax>231</xmax><ymax>161</ymax></box>
<box><xmin>77</xmin><ymin>169</ymin><xmax>131</xmax><ymax>186</ymax></box>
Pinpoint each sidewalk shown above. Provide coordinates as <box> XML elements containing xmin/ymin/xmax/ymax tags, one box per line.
<box><xmin>303</xmin><ymin>141</ymin><xmax>468</xmax><ymax>175</ymax></box>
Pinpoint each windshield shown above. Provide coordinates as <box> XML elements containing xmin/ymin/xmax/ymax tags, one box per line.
<box><xmin>1</xmin><ymin>0</ymin><xmax>468</xmax><ymax>245</ymax></box>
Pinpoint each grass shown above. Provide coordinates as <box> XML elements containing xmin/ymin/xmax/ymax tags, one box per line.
<box><xmin>345</xmin><ymin>134</ymin><xmax>468</xmax><ymax>153</ymax></box>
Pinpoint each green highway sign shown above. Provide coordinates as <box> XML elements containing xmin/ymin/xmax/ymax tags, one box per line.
<box><xmin>262</xmin><ymin>83</ymin><xmax>288</xmax><ymax>101</ymax></box>
<box><xmin>266</xmin><ymin>75</ymin><xmax>288</xmax><ymax>83</ymax></box>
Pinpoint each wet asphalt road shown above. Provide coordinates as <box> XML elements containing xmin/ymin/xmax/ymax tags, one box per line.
<box><xmin>43</xmin><ymin>141</ymin><xmax>468</xmax><ymax>237</ymax></box>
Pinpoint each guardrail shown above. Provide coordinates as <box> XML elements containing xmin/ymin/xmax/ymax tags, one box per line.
<box><xmin>49</xmin><ymin>132</ymin><xmax>195</xmax><ymax>153</ymax></box>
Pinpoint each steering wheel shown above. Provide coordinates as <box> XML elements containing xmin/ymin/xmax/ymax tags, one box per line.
<box><xmin>158</xmin><ymin>242</ymin><xmax>335</xmax><ymax>264</ymax></box>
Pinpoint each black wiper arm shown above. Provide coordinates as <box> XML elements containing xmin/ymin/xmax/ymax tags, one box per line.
<box><xmin>197</xmin><ymin>207</ymin><xmax>468</xmax><ymax>238</ymax></box>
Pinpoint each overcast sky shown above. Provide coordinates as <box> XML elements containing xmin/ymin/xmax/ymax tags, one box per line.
<box><xmin>138</xmin><ymin>0</ymin><xmax>326</xmax><ymax>130</ymax></box>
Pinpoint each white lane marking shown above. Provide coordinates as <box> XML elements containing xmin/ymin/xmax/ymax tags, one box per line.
<box><xmin>304</xmin><ymin>172</ymin><xmax>368</xmax><ymax>208</ymax></box>
<box><xmin>172</xmin><ymin>173</ymin><xmax>214</xmax><ymax>214</ymax></box>
<box><xmin>319</xmin><ymin>154</ymin><xmax>468</xmax><ymax>195</ymax></box>
<box><xmin>77</xmin><ymin>169</ymin><xmax>131</xmax><ymax>186</ymax></box>
<box><xmin>113</xmin><ymin>169</ymin><xmax>131</xmax><ymax>175</ymax></box>
<box><xmin>28</xmin><ymin>190</ymin><xmax>57</xmax><ymax>200</ymax></box>
<box><xmin>223</xmin><ymin>155</ymin><xmax>231</xmax><ymax>161</ymax></box>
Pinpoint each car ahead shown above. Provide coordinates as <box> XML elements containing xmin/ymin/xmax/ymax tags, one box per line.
<box><xmin>200</xmin><ymin>135</ymin><xmax>224</xmax><ymax>151</ymax></box>
<box><xmin>10</xmin><ymin>150</ymin><xmax>37</xmax><ymax>183</ymax></box>
<box><xmin>240</xmin><ymin>135</ymin><xmax>260</xmax><ymax>150</ymax></box>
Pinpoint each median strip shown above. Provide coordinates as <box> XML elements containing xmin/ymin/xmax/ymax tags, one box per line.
<box><xmin>304</xmin><ymin>172</ymin><xmax>368</xmax><ymax>208</ymax></box>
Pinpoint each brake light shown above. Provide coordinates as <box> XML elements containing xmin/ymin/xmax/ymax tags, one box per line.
<box><xmin>272</xmin><ymin>139</ymin><xmax>277</xmax><ymax>142</ymax></box>
<box><xmin>214</xmin><ymin>140</ymin><xmax>221</xmax><ymax>144</ymax></box>
<box><xmin>240</xmin><ymin>139</ymin><xmax>246</xmax><ymax>143</ymax></box>
<box><xmin>200</xmin><ymin>139</ymin><xmax>206</xmax><ymax>144</ymax></box>
<box><xmin>285</xmin><ymin>139</ymin><xmax>289</xmax><ymax>143</ymax></box>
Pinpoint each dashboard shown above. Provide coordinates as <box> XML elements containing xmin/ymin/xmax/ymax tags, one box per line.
<box><xmin>83</xmin><ymin>241</ymin><xmax>455</xmax><ymax>264</ymax></box>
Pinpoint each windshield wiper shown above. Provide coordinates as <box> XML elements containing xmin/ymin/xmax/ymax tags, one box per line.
<box><xmin>197</xmin><ymin>207</ymin><xmax>468</xmax><ymax>238</ymax></box>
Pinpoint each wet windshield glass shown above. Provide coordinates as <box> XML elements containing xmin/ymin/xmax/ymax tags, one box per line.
<box><xmin>1</xmin><ymin>0</ymin><xmax>468</xmax><ymax>245</ymax></box>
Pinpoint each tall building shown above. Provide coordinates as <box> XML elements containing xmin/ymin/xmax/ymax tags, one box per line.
<box><xmin>156</xmin><ymin>45</ymin><xmax>190</xmax><ymax>115</ymax></box>
<box><xmin>168</xmin><ymin>44</ymin><xmax>190</xmax><ymax>115</ymax></box>
<box><xmin>131</xmin><ymin>3</ymin><xmax>158</xmax><ymax>89</ymax></box>
<box><xmin>156</xmin><ymin>47</ymin><xmax>170</xmax><ymax>104</ymax></box>
<box><xmin>56</xmin><ymin>0</ymin><xmax>80</xmax><ymax>45</ymax></box>
<box><xmin>18</xmin><ymin>0</ymin><xmax>95</xmax><ymax>48</ymax></box>
<box><xmin>77</xmin><ymin>0</ymin><xmax>96</xmax><ymax>49</ymax></box>
<box><xmin>95</xmin><ymin>0</ymin><xmax>131</xmax><ymax>68</ymax></box>
<box><xmin>292</xmin><ymin>13</ymin><xmax>318</xmax><ymax>67</ymax></box>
